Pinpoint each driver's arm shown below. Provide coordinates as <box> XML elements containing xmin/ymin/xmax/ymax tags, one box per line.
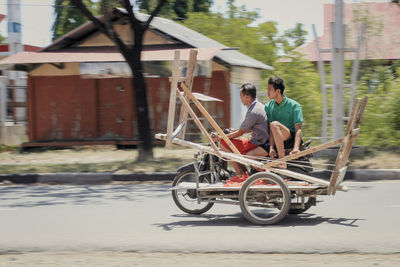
<box><xmin>212</xmin><ymin>128</ymin><xmax>249</xmax><ymax>142</ymax></box>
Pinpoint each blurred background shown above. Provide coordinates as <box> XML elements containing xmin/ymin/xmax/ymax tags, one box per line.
<box><xmin>0</xmin><ymin>0</ymin><xmax>399</xmax><ymax>152</ymax></box>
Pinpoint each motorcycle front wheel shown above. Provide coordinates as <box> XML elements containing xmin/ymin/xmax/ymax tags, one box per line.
<box><xmin>171</xmin><ymin>171</ymin><xmax>214</xmax><ymax>215</ymax></box>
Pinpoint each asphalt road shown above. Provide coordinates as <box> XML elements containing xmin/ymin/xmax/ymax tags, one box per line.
<box><xmin>0</xmin><ymin>180</ymin><xmax>399</xmax><ymax>254</ymax></box>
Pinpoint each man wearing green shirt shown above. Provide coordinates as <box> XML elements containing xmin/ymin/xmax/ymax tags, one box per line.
<box><xmin>265</xmin><ymin>76</ymin><xmax>303</xmax><ymax>167</ymax></box>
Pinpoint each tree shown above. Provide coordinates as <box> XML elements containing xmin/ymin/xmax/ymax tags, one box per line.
<box><xmin>53</xmin><ymin>0</ymin><xmax>92</xmax><ymax>41</ymax></box>
<box><xmin>282</xmin><ymin>23</ymin><xmax>307</xmax><ymax>48</ymax></box>
<box><xmin>182</xmin><ymin>9</ymin><xmax>279</xmax><ymax>66</ymax></box>
<box><xmin>356</xmin><ymin>64</ymin><xmax>400</xmax><ymax>147</ymax></box>
<box><xmin>70</xmin><ymin>0</ymin><xmax>168</xmax><ymax>159</ymax></box>
<box><xmin>98</xmin><ymin>0</ymin><xmax>123</xmax><ymax>14</ymax></box>
<box><xmin>52</xmin><ymin>0</ymin><xmax>122</xmax><ymax>41</ymax></box>
<box><xmin>137</xmin><ymin>0</ymin><xmax>212</xmax><ymax>20</ymax></box>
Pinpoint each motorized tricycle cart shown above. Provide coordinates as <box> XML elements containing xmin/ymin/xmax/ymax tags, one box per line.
<box><xmin>155</xmin><ymin>49</ymin><xmax>368</xmax><ymax>225</ymax></box>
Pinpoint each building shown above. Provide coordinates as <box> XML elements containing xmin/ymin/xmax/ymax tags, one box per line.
<box><xmin>0</xmin><ymin>10</ymin><xmax>272</xmax><ymax>147</ymax></box>
<box><xmin>297</xmin><ymin>2</ymin><xmax>400</xmax><ymax>62</ymax></box>
<box><xmin>291</xmin><ymin>1</ymin><xmax>399</xmax><ymax>140</ymax></box>
<box><xmin>0</xmin><ymin>8</ymin><xmax>42</xmax><ymax>145</ymax></box>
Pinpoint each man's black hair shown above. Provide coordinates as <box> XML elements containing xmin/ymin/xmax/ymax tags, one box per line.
<box><xmin>268</xmin><ymin>76</ymin><xmax>285</xmax><ymax>94</ymax></box>
<box><xmin>240</xmin><ymin>83</ymin><xmax>257</xmax><ymax>99</ymax></box>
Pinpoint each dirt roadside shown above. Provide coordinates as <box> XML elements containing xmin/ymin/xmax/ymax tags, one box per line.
<box><xmin>0</xmin><ymin>252</ymin><xmax>399</xmax><ymax>266</ymax></box>
<box><xmin>0</xmin><ymin>146</ymin><xmax>399</xmax><ymax>174</ymax></box>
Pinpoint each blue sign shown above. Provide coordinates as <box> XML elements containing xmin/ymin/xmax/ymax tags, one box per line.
<box><xmin>8</xmin><ymin>22</ymin><xmax>21</xmax><ymax>33</ymax></box>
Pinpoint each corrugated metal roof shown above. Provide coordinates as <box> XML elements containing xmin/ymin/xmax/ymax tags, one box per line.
<box><xmin>134</xmin><ymin>12</ymin><xmax>272</xmax><ymax>70</ymax></box>
<box><xmin>44</xmin><ymin>10</ymin><xmax>273</xmax><ymax>70</ymax></box>
<box><xmin>0</xmin><ymin>47</ymin><xmax>221</xmax><ymax>65</ymax></box>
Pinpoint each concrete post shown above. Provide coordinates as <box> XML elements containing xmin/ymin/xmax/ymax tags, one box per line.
<box><xmin>331</xmin><ymin>0</ymin><xmax>345</xmax><ymax>139</ymax></box>
<box><xmin>0</xmin><ymin>76</ymin><xmax>8</xmax><ymax>144</ymax></box>
<box><xmin>7</xmin><ymin>0</ymin><xmax>23</xmax><ymax>54</ymax></box>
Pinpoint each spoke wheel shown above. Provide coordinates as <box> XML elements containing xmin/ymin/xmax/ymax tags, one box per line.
<box><xmin>239</xmin><ymin>172</ymin><xmax>290</xmax><ymax>225</ymax></box>
<box><xmin>171</xmin><ymin>171</ymin><xmax>214</xmax><ymax>215</ymax></box>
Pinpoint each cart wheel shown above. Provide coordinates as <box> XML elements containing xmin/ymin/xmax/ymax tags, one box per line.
<box><xmin>239</xmin><ymin>172</ymin><xmax>291</xmax><ymax>225</ymax></box>
<box><xmin>171</xmin><ymin>171</ymin><xmax>214</xmax><ymax>215</ymax></box>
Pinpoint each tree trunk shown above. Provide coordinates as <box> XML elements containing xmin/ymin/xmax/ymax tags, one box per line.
<box><xmin>129</xmin><ymin>40</ymin><xmax>154</xmax><ymax>160</ymax></box>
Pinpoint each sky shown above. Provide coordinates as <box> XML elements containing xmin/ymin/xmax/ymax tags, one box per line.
<box><xmin>0</xmin><ymin>0</ymin><xmax>393</xmax><ymax>48</ymax></box>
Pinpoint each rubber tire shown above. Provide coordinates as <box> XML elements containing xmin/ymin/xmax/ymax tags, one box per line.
<box><xmin>239</xmin><ymin>172</ymin><xmax>291</xmax><ymax>225</ymax></box>
<box><xmin>285</xmin><ymin>167</ymin><xmax>315</xmax><ymax>215</ymax></box>
<box><xmin>171</xmin><ymin>171</ymin><xmax>214</xmax><ymax>215</ymax></box>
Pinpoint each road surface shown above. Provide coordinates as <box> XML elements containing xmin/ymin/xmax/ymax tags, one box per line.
<box><xmin>0</xmin><ymin>180</ymin><xmax>399</xmax><ymax>254</ymax></box>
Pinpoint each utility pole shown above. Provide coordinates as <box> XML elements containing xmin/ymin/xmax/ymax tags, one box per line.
<box><xmin>0</xmin><ymin>0</ymin><xmax>24</xmax><ymax>144</ymax></box>
<box><xmin>313</xmin><ymin>0</ymin><xmax>364</xmax><ymax>141</ymax></box>
<box><xmin>7</xmin><ymin>0</ymin><xmax>23</xmax><ymax>54</ymax></box>
<box><xmin>7</xmin><ymin>0</ymin><xmax>25</xmax><ymax>126</ymax></box>
<box><xmin>331</xmin><ymin>0</ymin><xmax>345</xmax><ymax>139</ymax></box>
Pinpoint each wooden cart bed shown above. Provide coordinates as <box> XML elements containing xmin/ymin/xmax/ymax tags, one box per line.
<box><xmin>170</xmin><ymin>182</ymin><xmax>326</xmax><ymax>192</ymax></box>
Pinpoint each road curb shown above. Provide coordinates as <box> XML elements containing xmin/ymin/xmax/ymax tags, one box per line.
<box><xmin>0</xmin><ymin>169</ymin><xmax>399</xmax><ymax>184</ymax></box>
<box><xmin>0</xmin><ymin>172</ymin><xmax>179</xmax><ymax>184</ymax></box>
<box><xmin>311</xmin><ymin>169</ymin><xmax>400</xmax><ymax>181</ymax></box>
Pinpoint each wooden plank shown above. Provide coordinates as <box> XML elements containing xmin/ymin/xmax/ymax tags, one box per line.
<box><xmin>184</xmin><ymin>49</ymin><xmax>197</xmax><ymax>89</ymax></box>
<box><xmin>270</xmin><ymin>168</ymin><xmax>349</xmax><ymax>192</ymax></box>
<box><xmin>155</xmin><ymin>133</ymin><xmax>265</xmax><ymax>169</ymax></box>
<box><xmin>180</xmin><ymin>81</ymin><xmax>241</xmax><ymax>155</ymax></box>
<box><xmin>170</xmin><ymin>182</ymin><xmax>324</xmax><ymax>192</ymax></box>
<box><xmin>328</xmin><ymin>136</ymin><xmax>354</xmax><ymax>195</ymax></box>
<box><xmin>263</xmin><ymin>138</ymin><xmax>343</xmax><ymax>168</ymax></box>
<box><xmin>165</xmin><ymin>50</ymin><xmax>181</xmax><ymax>148</ymax></box>
<box><xmin>169</xmin><ymin>77</ymin><xmax>185</xmax><ymax>83</ymax></box>
<box><xmin>333</xmin><ymin>166</ymin><xmax>348</xmax><ymax>189</ymax></box>
<box><xmin>355</xmin><ymin>96</ymin><xmax>368</xmax><ymax>128</ymax></box>
<box><xmin>328</xmin><ymin>98</ymin><xmax>361</xmax><ymax>195</ymax></box>
<box><xmin>175</xmin><ymin>87</ymin><xmax>220</xmax><ymax>152</ymax></box>
<box><xmin>178</xmin><ymin>49</ymin><xmax>198</xmax><ymax>139</ymax></box>
<box><xmin>345</xmin><ymin>98</ymin><xmax>361</xmax><ymax>136</ymax></box>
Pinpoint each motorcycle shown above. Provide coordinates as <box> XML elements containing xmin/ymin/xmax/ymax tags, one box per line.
<box><xmin>171</xmin><ymin>137</ymin><xmax>315</xmax><ymax>215</ymax></box>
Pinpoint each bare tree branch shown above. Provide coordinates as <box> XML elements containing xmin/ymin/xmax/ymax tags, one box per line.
<box><xmin>69</xmin><ymin>0</ymin><xmax>131</xmax><ymax>57</ymax></box>
<box><xmin>69</xmin><ymin>0</ymin><xmax>109</xmax><ymax>37</ymax></box>
<box><xmin>144</xmin><ymin>0</ymin><xmax>168</xmax><ymax>30</ymax></box>
<box><xmin>122</xmin><ymin>0</ymin><xmax>139</xmax><ymax>32</ymax></box>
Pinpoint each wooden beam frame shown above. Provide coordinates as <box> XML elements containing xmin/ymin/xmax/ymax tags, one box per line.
<box><xmin>156</xmin><ymin>48</ymin><xmax>368</xmax><ymax>195</ymax></box>
<box><xmin>165</xmin><ymin>50</ymin><xmax>180</xmax><ymax>148</ymax></box>
<box><xmin>177</xmin><ymin>50</ymin><xmax>197</xmax><ymax>139</ymax></box>
<box><xmin>328</xmin><ymin>96</ymin><xmax>368</xmax><ymax>195</ymax></box>
<box><xmin>155</xmin><ymin>133</ymin><xmax>349</xmax><ymax>192</ymax></box>
<box><xmin>180</xmin><ymin>82</ymin><xmax>241</xmax><ymax>155</ymax></box>
<box><xmin>165</xmin><ymin>49</ymin><xmax>240</xmax><ymax>155</ymax></box>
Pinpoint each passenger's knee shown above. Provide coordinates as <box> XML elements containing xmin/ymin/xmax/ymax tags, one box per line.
<box><xmin>270</xmin><ymin>121</ymin><xmax>280</xmax><ymax>130</ymax></box>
